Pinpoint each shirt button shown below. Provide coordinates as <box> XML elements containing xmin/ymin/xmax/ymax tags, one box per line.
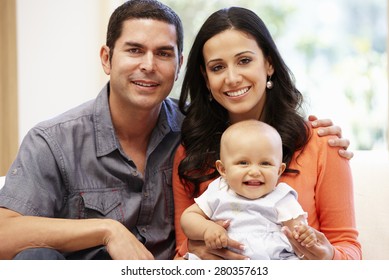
<box><xmin>141</xmin><ymin>228</ymin><xmax>147</xmax><ymax>233</ymax></box>
<box><xmin>144</xmin><ymin>192</ymin><xmax>149</xmax><ymax>197</ymax></box>
<box><xmin>131</xmin><ymin>170</ymin><xmax>138</xmax><ymax>176</ymax></box>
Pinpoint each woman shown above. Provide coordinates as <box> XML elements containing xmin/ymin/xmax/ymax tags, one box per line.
<box><xmin>173</xmin><ymin>7</ymin><xmax>361</xmax><ymax>260</ymax></box>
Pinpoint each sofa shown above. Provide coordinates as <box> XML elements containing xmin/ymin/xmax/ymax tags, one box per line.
<box><xmin>350</xmin><ymin>151</ymin><xmax>389</xmax><ymax>260</ymax></box>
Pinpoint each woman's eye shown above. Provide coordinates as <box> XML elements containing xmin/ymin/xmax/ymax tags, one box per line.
<box><xmin>239</xmin><ymin>57</ymin><xmax>252</xmax><ymax>65</ymax></box>
<box><xmin>210</xmin><ymin>65</ymin><xmax>224</xmax><ymax>72</ymax></box>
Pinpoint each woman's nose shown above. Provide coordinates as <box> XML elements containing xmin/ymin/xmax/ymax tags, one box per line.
<box><xmin>225</xmin><ymin>67</ymin><xmax>242</xmax><ymax>86</ymax></box>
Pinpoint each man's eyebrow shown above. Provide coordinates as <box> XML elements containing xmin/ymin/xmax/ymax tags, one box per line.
<box><xmin>123</xmin><ymin>41</ymin><xmax>143</xmax><ymax>48</ymax></box>
<box><xmin>123</xmin><ymin>41</ymin><xmax>175</xmax><ymax>51</ymax></box>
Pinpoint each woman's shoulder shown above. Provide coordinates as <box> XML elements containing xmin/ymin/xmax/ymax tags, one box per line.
<box><xmin>304</xmin><ymin>124</ymin><xmax>338</xmax><ymax>150</ymax></box>
<box><xmin>290</xmin><ymin>124</ymin><xmax>341</xmax><ymax>169</ymax></box>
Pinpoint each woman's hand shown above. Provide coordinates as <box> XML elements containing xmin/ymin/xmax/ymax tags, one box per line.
<box><xmin>187</xmin><ymin>239</ymin><xmax>248</xmax><ymax>260</ymax></box>
<box><xmin>282</xmin><ymin>226</ymin><xmax>334</xmax><ymax>260</ymax></box>
<box><xmin>187</xmin><ymin>220</ymin><xmax>248</xmax><ymax>260</ymax></box>
<box><xmin>309</xmin><ymin>115</ymin><xmax>353</xmax><ymax>160</ymax></box>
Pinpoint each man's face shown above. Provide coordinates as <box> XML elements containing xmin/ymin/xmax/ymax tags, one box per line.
<box><xmin>102</xmin><ymin>19</ymin><xmax>182</xmax><ymax>112</ymax></box>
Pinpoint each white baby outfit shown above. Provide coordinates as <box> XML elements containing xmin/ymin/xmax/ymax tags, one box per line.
<box><xmin>192</xmin><ymin>177</ymin><xmax>307</xmax><ymax>260</ymax></box>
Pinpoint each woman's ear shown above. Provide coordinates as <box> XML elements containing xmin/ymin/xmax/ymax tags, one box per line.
<box><xmin>100</xmin><ymin>45</ymin><xmax>111</xmax><ymax>75</ymax></box>
<box><xmin>266</xmin><ymin>56</ymin><xmax>274</xmax><ymax>76</ymax></box>
<box><xmin>215</xmin><ymin>160</ymin><xmax>226</xmax><ymax>177</ymax></box>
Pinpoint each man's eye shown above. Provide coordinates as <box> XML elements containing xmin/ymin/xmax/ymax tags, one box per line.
<box><xmin>158</xmin><ymin>51</ymin><xmax>172</xmax><ymax>57</ymax></box>
<box><xmin>128</xmin><ymin>48</ymin><xmax>141</xmax><ymax>54</ymax></box>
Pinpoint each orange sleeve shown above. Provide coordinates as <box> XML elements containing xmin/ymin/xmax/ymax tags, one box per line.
<box><xmin>314</xmin><ymin>131</ymin><xmax>362</xmax><ymax>259</ymax></box>
<box><xmin>172</xmin><ymin>145</ymin><xmax>195</xmax><ymax>259</ymax></box>
<box><xmin>281</xmin><ymin>127</ymin><xmax>362</xmax><ymax>259</ymax></box>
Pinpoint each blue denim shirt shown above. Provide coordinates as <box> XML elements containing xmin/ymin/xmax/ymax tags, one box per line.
<box><xmin>0</xmin><ymin>83</ymin><xmax>184</xmax><ymax>259</ymax></box>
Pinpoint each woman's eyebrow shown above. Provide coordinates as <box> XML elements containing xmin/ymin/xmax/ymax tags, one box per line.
<box><xmin>206</xmin><ymin>50</ymin><xmax>255</xmax><ymax>65</ymax></box>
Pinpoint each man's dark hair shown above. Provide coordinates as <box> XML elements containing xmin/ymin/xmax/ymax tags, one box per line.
<box><xmin>106</xmin><ymin>0</ymin><xmax>184</xmax><ymax>61</ymax></box>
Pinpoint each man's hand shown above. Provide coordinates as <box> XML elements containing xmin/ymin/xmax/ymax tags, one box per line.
<box><xmin>309</xmin><ymin>115</ymin><xmax>353</xmax><ymax>160</ymax></box>
<box><xmin>104</xmin><ymin>220</ymin><xmax>154</xmax><ymax>260</ymax></box>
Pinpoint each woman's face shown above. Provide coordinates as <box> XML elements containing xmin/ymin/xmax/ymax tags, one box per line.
<box><xmin>202</xmin><ymin>29</ymin><xmax>274</xmax><ymax>124</ymax></box>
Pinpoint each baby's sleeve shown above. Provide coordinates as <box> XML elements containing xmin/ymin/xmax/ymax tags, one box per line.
<box><xmin>276</xmin><ymin>190</ymin><xmax>307</xmax><ymax>223</ymax></box>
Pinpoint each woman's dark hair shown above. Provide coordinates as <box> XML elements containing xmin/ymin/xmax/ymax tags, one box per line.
<box><xmin>178</xmin><ymin>7</ymin><xmax>309</xmax><ymax>197</ymax></box>
<box><xmin>106</xmin><ymin>0</ymin><xmax>184</xmax><ymax>62</ymax></box>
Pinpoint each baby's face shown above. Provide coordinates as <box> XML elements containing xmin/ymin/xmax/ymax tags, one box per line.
<box><xmin>217</xmin><ymin>127</ymin><xmax>285</xmax><ymax>200</ymax></box>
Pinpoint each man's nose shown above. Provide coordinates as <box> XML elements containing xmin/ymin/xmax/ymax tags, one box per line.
<box><xmin>140</xmin><ymin>52</ymin><xmax>155</xmax><ymax>72</ymax></box>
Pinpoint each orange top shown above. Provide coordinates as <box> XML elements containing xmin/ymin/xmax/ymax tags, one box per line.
<box><xmin>173</xmin><ymin>127</ymin><xmax>362</xmax><ymax>260</ymax></box>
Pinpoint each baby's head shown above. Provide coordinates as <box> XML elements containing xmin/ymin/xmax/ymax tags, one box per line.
<box><xmin>216</xmin><ymin>120</ymin><xmax>286</xmax><ymax>199</ymax></box>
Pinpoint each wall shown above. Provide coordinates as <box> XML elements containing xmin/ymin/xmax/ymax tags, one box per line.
<box><xmin>16</xmin><ymin>0</ymin><xmax>122</xmax><ymax>143</ymax></box>
<box><xmin>0</xmin><ymin>0</ymin><xmax>18</xmax><ymax>175</ymax></box>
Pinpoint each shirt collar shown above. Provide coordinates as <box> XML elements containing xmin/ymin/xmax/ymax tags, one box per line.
<box><xmin>93</xmin><ymin>83</ymin><xmax>118</xmax><ymax>157</ymax></box>
<box><xmin>93</xmin><ymin>83</ymin><xmax>184</xmax><ymax>157</ymax></box>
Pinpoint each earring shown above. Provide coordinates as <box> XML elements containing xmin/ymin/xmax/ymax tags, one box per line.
<box><xmin>207</xmin><ymin>89</ymin><xmax>213</xmax><ymax>101</ymax></box>
<box><xmin>266</xmin><ymin>76</ymin><xmax>273</xmax><ymax>89</ymax></box>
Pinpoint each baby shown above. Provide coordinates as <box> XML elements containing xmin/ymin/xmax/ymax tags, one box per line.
<box><xmin>180</xmin><ymin>120</ymin><xmax>317</xmax><ymax>259</ymax></box>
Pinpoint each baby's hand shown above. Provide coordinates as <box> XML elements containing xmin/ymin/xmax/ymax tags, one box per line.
<box><xmin>293</xmin><ymin>222</ymin><xmax>318</xmax><ymax>248</ymax></box>
<box><xmin>203</xmin><ymin>224</ymin><xmax>229</xmax><ymax>249</ymax></box>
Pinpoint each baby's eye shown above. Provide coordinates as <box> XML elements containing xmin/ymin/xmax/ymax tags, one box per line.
<box><xmin>261</xmin><ymin>161</ymin><xmax>272</xmax><ymax>166</ymax></box>
<box><xmin>238</xmin><ymin>161</ymin><xmax>249</xmax><ymax>166</ymax></box>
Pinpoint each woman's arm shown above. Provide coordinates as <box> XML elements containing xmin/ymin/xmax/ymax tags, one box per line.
<box><xmin>172</xmin><ymin>145</ymin><xmax>197</xmax><ymax>257</ymax></box>
<box><xmin>314</xmin><ymin>134</ymin><xmax>361</xmax><ymax>259</ymax></box>
<box><xmin>281</xmin><ymin>129</ymin><xmax>361</xmax><ymax>260</ymax></box>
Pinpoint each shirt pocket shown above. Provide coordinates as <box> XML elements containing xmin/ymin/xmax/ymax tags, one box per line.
<box><xmin>79</xmin><ymin>189</ymin><xmax>124</xmax><ymax>222</ymax></box>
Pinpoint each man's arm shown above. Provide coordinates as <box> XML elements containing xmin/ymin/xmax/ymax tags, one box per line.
<box><xmin>0</xmin><ymin>208</ymin><xmax>153</xmax><ymax>260</ymax></box>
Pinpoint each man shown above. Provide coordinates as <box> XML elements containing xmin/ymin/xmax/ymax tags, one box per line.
<box><xmin>0</xmin><ymin>0</ymin><xmax>183</xmax><ymax>260</ymax></box>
